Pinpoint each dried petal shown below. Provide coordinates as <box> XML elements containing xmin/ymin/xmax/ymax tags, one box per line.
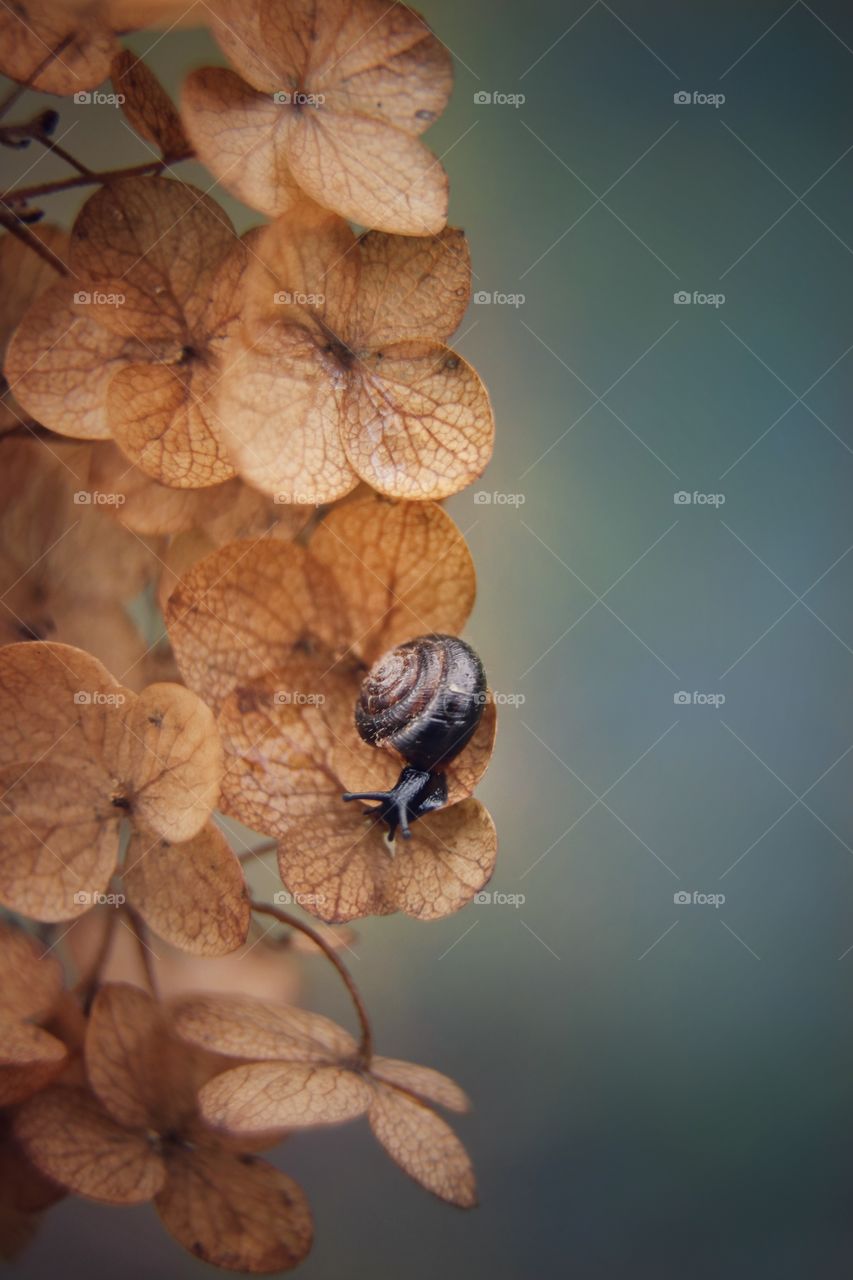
<box><xmin>0</xmin><ymin>1018</ymin><xmax>68</xmax><ymax>1106</ymax></box>
<box><xmin>199</xmin><ymin>1062</ymin><xmax>372</xmax><ymax>1133</ymax></box>
<box><xmin>14</xmin><ymin>1085</ymin><xmax>166</xmax><ymax>1204</ymax></box>
<box><xmin>124</xmin><ymin>823</ymin><xmax>250</xmax><ymax>955</ymax></box>
<box><xmin>368</xmin><ymin>1083</ymin><xmax>476</xmax><ymax>1207</ymax></box>
<box><xmin>156</xmin><ymin>1145</ymin><xmax>313</xmax><ymax>1273</ymax></box>
<box><xmin>385</xmin><ymin>799</ymin><xmax>497</xmax><ymax>921</ymax></box>
<box><xmin>85</xmin><ymin>983</ymin><xmax>166</xmax><ymax>1130</ymax></box>
<box><xmin>370</xmin><ymin>1057</ymin><xmax>469</xmax><ymax>1113</ymax></box>
<box><xmin>341</xmin><ymin>342</ymin><xmax>494</xmax><ymax>499</ymax></box>
<box><xmin>170</xmin><ymin>993</ymin><xmax>356</xmax><ymax>1063</ymax></box>
<box><xmin>115</xmin><ymin>683</ymin><xmax>223</xmax><ymax>842</ymax></box>
<box><xmin>165</xmin><ymin>540</ymin><xmax>345</xmax><ymax>710</ymax></box>
<box><xmin>112</xmin><ymin>49</ymin><xmax>190</xmax><ymax>159</ymax></box>
<box><xmin>0</xmin><ymin>3</ymin><xmax>117</xmax><ymax>96</ymax></box>
<box><xmin>352</xmin><ymin>228</ymin><xmax>471</xmax><ymax>348</ymax></box>
<box><xmin>309</xmin><ymin>495</ymin><xmax>476</xmax><ymax>664</ymax></box>
<box><xmin>0</xmin><ymin>920</ymin><xmax>64</xmax><ymax>1021</ymax></box>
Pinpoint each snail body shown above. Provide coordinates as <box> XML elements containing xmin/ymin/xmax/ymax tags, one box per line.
<box><xmin>342</xmin><ymin>634</ymin><xmax>486</xmax><ymax>840</ymax></box>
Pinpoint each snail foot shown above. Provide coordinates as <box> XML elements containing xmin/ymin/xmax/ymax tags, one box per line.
<box><xmin>342</xmin><ymin>766</ymin><xmax>447</xmax><ymax>840</ymax></box>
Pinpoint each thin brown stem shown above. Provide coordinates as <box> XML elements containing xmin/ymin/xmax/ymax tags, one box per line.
<box><xmin>3</xmin><ymin>153</ymin><xmax>193</xmax><ymax>205</ymax></box>
<box><xmin>251</xmin><ymin>899</ymin><xmax>373</xmax><ymax>1066</ymax></box>
<box><xmin>36</xmin><ymin>135</ymin><xmax>94</xmax><ymax>178</ymax></box>
<box><xmin>0</xmin><ymin>209</ymin><xmax>69</xmax><ymax>274</ymax></box>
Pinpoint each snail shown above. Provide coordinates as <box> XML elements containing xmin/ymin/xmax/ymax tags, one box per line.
<box><xmin>342</xmin><ymin>634</ymin><xmax>487</xmax><ymax>841</ymax></box>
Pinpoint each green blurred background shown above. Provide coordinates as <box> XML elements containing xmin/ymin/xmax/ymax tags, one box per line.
<box><xmin>5</xmin><ymin>1</ymin><xmax>853</xmax><ymax>1276</ymax></box>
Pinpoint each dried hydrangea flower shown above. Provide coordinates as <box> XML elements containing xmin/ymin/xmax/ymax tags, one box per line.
<box><xmin>165</xmin><ymin>494</ymin><xmax>497</xmax><ymax>922</ymax></box>
<box><xmin>172</xmin><ymin>991</ymin><xmax>477</xmax><ymax>1208</ymax></box>
<box><xmin>181</xmin><ymin>0</ymin><xmax>452</xmax><ymax>234</ymax></box>
<box><xmin>0</xmin><ymin>228</ymin><xmax>68</xmax><ymax>436</ymax></box>
<box><xmin>15</xmin><ymin>984</ymin><xmax>313</xmax><ymax>1272</ymax></box>
<box><xmin>217</xmin><ymin>201</ymin><xmax>493</xmax><ymax>502</ymax></box>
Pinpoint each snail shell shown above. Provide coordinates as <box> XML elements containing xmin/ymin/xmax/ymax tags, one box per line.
<box><xmin>355</xmin><ymin>634</ymin><xmax>486</xmax><ymax>771</ymax></box>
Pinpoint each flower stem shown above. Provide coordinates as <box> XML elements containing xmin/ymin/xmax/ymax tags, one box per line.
<box><xmin>251</xmin><ymin>898</ymin><xmax>373</xmax><ymax>1066</ymax></box>
<box><xmin>124</xmin><ymin>904</ymin><xmax>160</xmax><ymax>1000</ymax></box>
<box><xmin>74</xmin><ymin>907</ymin><xmax>119</xmax><ymax>1012</ymax></box>
<box><xmin>3</xmin><ymin>154</ymin><xmax>193</xmax><ymax>205</ymax></box>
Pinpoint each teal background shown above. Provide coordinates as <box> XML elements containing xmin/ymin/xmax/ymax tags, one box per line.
<box><xmin>5</xmin><ymin>1</ymin><xmax>853</xmax><ymax>1276</ymax></box>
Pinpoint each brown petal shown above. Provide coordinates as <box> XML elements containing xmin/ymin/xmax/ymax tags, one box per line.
<box><xmin>370</xmin><ymin>1058</ymin><xmax>470</xmax><ymax>1113</ymax></box>
<box><xmin>70</xmin><ymin>176</ymin><xmax>237</xmax><ymax>339</ymax></box>
<box><xmin>445</xmin><ymin>697</ymin><xmax>497</xmax><ymax>804</ymax></box>
<box><xmin>352</xmin><ymin>228</ymin><xmax>471</xmax><ymax>349</ymax></box>
<box><xmin>368</xmin><ymin>1082</ymin><xmax>477</xmax><ymax>1207</ymax></box>
<box><xmin>165</xmin><ymin>540</ymin><xmax>345</xmax><ymax>710</ymax></box>
<box><xmin>309</xmin><ymin>494</ymin><xmax>476</xmax><ymax>665</ymax></box>
<box><xmin>112</xmin><ymin>50</ymin><xmax>190</xmax><ymax>159</ymax></box>
<box><xmin>0</xmin><ymin>1017</ymin><xmax>68</xmax><ymax>1106</ymax></box>
<box><xmin>14</xmin><ymin>1085</ymin><xmax>165</xmax><ymax>1204</ymax></box>
<box><xmin>85</xmin><ymin>983</ymin><xmax>166</xmax><ymax>1129</ymax></box>
<box><xmin>169</xmin><ymin>992</ymin><xmax>356</xmax><ymax>1063</ymax></box>
<box><xmin>0</xmin><ymin>226</ymin><xmax>68</xmax><ymax>356</ymax></box>
<box><xmin>215</xmin><ymin>323</ymin><xmax>356</xmax><ymax>503</ymax></box>
<box><xmin>342</xmin><ymin>342</ymin><xmax>494</xmax><ymax>499</ymax></box>
<box><xmin>115</xmin><ymin>683</ymin><xmax>223</xmax><ymax>842</ymax></box>
<box><xmin>4</xmin><ymin>281</ymin><xmax>142</xmax><ymax>439</ymax></box>
<box><xmin>106</xmin><ymin>360</ymin><xmax>236</xmax><ymax>487</ymax></box>
<box><xmin>386</xmin><ymin>799</ymin><xmax>497</xmax><ymax>921</ymax></box>
<box><xmin>278</xmin><ymin>808</ymin><xmax>393</xmax><ymax>923</ymax></box>
<box><xmin>124</xmin><ymin>824</ymin><xmax>249</xmax><ymax>956</ymax></box>
<box><xmin>0</xmin><ymin>640</ymin><xmax>126</xmax><ymax>770</ymax></box>
<box><xmin>181</xmin><ymin>68</ymin><xmax>302</xmax><ymax>218</ymax></box>
<box><xmin>285</xmin><ymin>109</ymin><xmax>448</xmax><ymax>236</ymax></box>
<box><xmin>156</xmin><ymin>1145</ymin><xmax>313</xmax><ymax>1273</ymax></box>
<box><xmin>0</xmin><ymin>760</ymin><xmax>119</xmax><ymax>922</ymax></box>
<box><xmin>0</xmin><ymin>920</ymin><xmax>64</xmax><ymax>1022</ymax></box>
<box><xmin>0</xmin><ymin>4</ymin><xmax>117</xmax><ymax>96</ymax></box>
<box><xmin>199</xmin><ymin>1062</ymin><xmax>372</xmax><ymax>1133</ymax></box>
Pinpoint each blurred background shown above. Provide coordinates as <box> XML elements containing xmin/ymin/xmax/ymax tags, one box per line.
<box><xmin>4</xmin><ymin>1</ymin><xmax>853</xmax><ymax>1276</ymax></box>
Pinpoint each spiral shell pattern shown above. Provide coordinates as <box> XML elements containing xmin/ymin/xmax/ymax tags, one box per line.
<box><xmin>355</xmin><ymin>634</ymin><xmax>486</xmax><ymax>771</ymax></box>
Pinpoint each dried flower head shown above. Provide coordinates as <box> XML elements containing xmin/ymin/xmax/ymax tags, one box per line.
<box><xmin>217</xmin><ymin>201</ymin><xmax>493</xmax><ymax>502</ymax></box>
<box><xmin>172</xmin><ymin>991</ymin><xmax>477</xmax><ymax>1208</ymax></box>
<box><xmin>15</xmin><ymin>984</ymin><xmax>314</xmax><ymax>1271</ymax></box>
<box><xmin>165</xmin><ymin>494</ymin><xmax>497</xmax><ymax>922</ymax></box>
<box><xmin>181</xmin><ymin>0</ymin><xmax>452</xmax><ymax>234</ymax></box>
